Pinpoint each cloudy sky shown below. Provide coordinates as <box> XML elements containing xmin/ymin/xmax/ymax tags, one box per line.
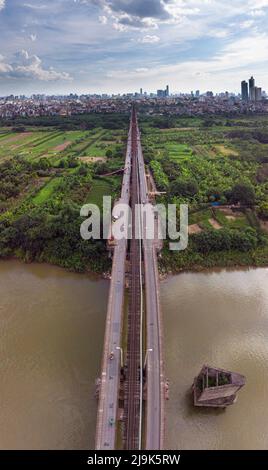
<box><xmin>0</xmin><ymin>0</ymin><xmax>268</xmax><ymax>95</ymax></box>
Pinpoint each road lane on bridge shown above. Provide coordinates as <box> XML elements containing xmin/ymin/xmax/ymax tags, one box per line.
<box><xmin>135</xmin><ymin>121</ymin><xmax>165</xmax><ymax>450</ymax></box>
<box><xmin>95</xmin><ymin>124</ymin><xmax>132</xmax><ymax>450</ymax></box>
<box><xmin>96</xmin><ymin>110</ymin><xmax>164</xmax><ymax>450</ymax></box>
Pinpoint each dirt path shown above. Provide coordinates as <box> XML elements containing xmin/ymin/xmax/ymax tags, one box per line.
<box><xmin>188</xmin><ymin>224</ymin><xmax>203</xmax><ymax>235</ymax></box>
<box><xmin>260</xmin><ymin>221</ymin><xmax>268</xmax><ymax>233</ymax></box>
<box><xmin>53</xmin><ymin>141</ymin><xmax>72</xmax><ymax>152</ymax></box>
<box><xmin>160</xmin><ymin>127</ymin><xmax>197</xmax><ymax>132</ymax></box>
<box><xmin>219</xmin><ymin>207</ymin><xmax>244</xmax><ymax>217</ymax></box>
<box><xmin>209</xmin><ymin>218</ymin><xmax>222</xmax><ymax>230</ymax></box>
<box><xmin>1</xmin><ymin>132</ymin><xmax>33</xmax><ymax>144</ymax></box>
<box><xmin>79</xmin><ymin>156</ymin><xmax>107</xmax><ymax>163</ymax></box>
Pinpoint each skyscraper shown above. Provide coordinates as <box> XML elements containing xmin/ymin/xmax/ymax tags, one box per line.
<box><xmin>157</xmin><ymin>89</ymin><xmax>165</xmax><ymax>98</ymax></box>
<box><xmin>255</xmin><ymin>87</ymin><xmax>262</xmax><ymax>102</ymax></box>
<box><xmin>249</xmin><ymin>76</ymin><xmax>255</xmax><ymax>101</ymax></box>
<box><xmin>241</xmin><ymin>81</ymin><xmax>249</xmax><ymax>101</ymax></box>
<box><xmin>166</xmin><ymin>85</ymin><xmax>169</xmax><ymax>97</ymax></box>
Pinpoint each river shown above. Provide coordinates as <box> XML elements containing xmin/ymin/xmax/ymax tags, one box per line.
<box><xmin>0</xmin><ymin>261</ymin><xmax>268</xmax><ymax>449</ymax></box>
<box><xmin>162</xmin><ymin>268</ymin><xmax>268</xmax><ymax>450</ymax></box>
<box><xmin>0</xmin><ymin>260</ymin><xmax>108</xmax><ymax>450</ymax></box>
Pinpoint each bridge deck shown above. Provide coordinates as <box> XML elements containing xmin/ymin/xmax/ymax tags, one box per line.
<box><xmin>95</xmin><ymin>124</ymin><xmax>132</xmax><ymax>450</ymax></box>
<box><xmin>95</xmin><ymin>110</ymin><xmax>164</xmax><ymax>450</ymax></box>
<box><xmin>136</xmin><ymin>123</ymin><xmax>165</xmax><ymax>450</ymax></box>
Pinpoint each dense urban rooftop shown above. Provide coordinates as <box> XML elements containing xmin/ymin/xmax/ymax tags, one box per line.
<box><xmin>0</xmin><ymin>93</ymin><xmax>268</xmax><ymax>119</ymax></box>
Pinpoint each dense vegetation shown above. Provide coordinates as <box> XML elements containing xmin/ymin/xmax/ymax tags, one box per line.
<box><xmin>140</xmin><ymin>114</ymin><xmax>268</xmax><ymax>272</ymax></box>
<box><xmin>0</xmin><ymin>156</ymin><xmax>111</xmax><ymax>272</ymax></box>
<box><xmin>0</xmin><ymin>113</ymin><xmax>129</xmax><ymax>131</ymax></box>
<box><xmin>0</xmin><ymin>113</ymin><xmax>268</xmax><ymax>274</ymax></box>
<box><xmin>0</xmin><ymin>119</ymin><xmax>126</xmax><ymax>272</ymax></box>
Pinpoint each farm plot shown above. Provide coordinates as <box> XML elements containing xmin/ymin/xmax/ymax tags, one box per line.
<box><xmin>86</xmin><ymin>178</ymin><xmax>114</xmax><ymax>207</ymax></box>
<box><xmin>68</xmin><ymin>129</ymin><xmax>106</xmax><ymax>156</ymax></box>
<box><xmin>0</xmin><ymin>128</ymin><xmax>96</xmax><ymax>161</ymax></box>
<box><xmin>86</xmin><ymin>176</ymin><xmax>121</xmax><ymax>208</ymax></box>
<box><xmin>32</xmin><ymin>177</ymin><xmax>63</xmax><ymax>205</ymax></box>
<box><xmin>213</xmin><ymin>144</ymin><xmax>239</xmax><ymax>157</ymax></box>
<box><xmin>0</xmin><ymin>131</ymin><xmax>43</xmax><ymax>160</ymax></box>
<box><xmin>142</xmin><ymin>117</ymin><xmax>267</xmax><ymax>238</ymax></box>
<box><xmin>76</xmin><ymin>131</ymin><xmax>124</xmax><ymax>160</ymax></box>
<box><xmin>29</xmin><ymin>130</ymin><xmax>85</xmax><ymax>159</ymax></box>
<box><xmin>166</xmin><ymin>143</ymin><xmax>192</xmax><ymax>160</ymax></box>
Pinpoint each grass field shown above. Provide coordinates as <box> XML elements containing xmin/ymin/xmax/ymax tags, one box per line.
<box><xmin>86</xmin><ymin>178</ymin><xmax>115</xmax><ymax>207</ymax></box>
<box><xmin>0</xmin><ymin>127</ymin><xmax>125</xmax><ymax>163</ymax></box>
<box><xmin>32</xmin><ymin>177</ymin><xmax>63</xmax><ymax>205</ymax></box>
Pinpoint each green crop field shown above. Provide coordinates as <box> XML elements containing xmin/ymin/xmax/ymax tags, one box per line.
<box><xmin>0</xmin><ymin>117</ymin><xmax>127</xmax><ymax>273</ymax></box>
<box><xmin>0</xmin><ymin>126</ymin><xmax>125</xmax><ymax>163</ymax></box>
<box><xmin>86</xmin><ymin>178</ymin><xmax>117</xmax><ymax>207</ymax></box>
<box><xmin>0</xmin><ymin>113</ymin><xmax>268</xmax><ymax>274</ymax></box>
<box><xmin>140</xmin><ymin>114</ymin><xmax>268</xmax><ymax>273</ymax></box>
<box><xmin>32</xmin><ymin>177</ymin><xmax>64</xmax><ymax>205</ymax></box>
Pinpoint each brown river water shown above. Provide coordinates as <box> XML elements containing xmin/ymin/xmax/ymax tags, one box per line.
<box><xmin>0</xmin><ymin>261</ymin><xmax>268</xmax><ymax>449</ymax></box>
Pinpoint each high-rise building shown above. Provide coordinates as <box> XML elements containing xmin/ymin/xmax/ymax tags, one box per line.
<box><xmin>249</xmin><ymin>76</ymin><xmax>255</xmax><ymax>101</ymax></box>
<box><xmin>157</xmin><ymin>89</ymin><xmax>166</xmax><ymax>98</ymax></box>
<box><xmin>166</xmin><ymin>85</ymin><xmax>169</xmax><ymax>97</ymax></box>
<box><xmin>255</xmin><ymin>87</ymin><xmax>262</xmax><ymax>102</ymax></box>
<box><xmin>140</xmin><ymin>88</ymin><xmax>143</xmax><ymax>96</ymax></box>
<box><xmin>195</xmin><ymin>90</ymin><xmax>200</xmax><ymax>98</ymax></box>
<box><xmin>241</xmin><ymin>80</ymin><xmax>249</xmax><ymax>101</ymax></box>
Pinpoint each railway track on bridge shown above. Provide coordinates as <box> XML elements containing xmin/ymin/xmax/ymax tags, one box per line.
<box><xmin>124</xmin><ymin>112</ymin><xmax>143</xmax><ymax>449</ymax></box>
<box><xmin>95</xmin><ymin>108</ymin><xmax>164</xmax><ymax>451</ymax></box>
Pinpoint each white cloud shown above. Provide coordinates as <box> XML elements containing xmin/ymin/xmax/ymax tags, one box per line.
<box><xmin>210</xmin><ymin>29</ymin><xmax>230</xmax><ymax>38</ymax></box>
<box><xmin>23</xmin><ymin>3</ymin><xmax>48</xmax><ymax>10</ymax></box>
<box><xmin>1</xmin><ymin>0</ymin><xmax>268</xmax><ymax>93</ymax></box>
<box><xmin>0</xmin><ymin>50</ymin><xmax>72</xmax><ymax>81</ymax></box>
<box><xmin>240</xmin><ymin>19</ymin><xmax>255</xmax><ymax>28</ymax></box>
<box><xmin>83</xmin><ymin>0</ymin><xmax>167</xmax><ymax>31</ymax></box>
<box><xmin>76</xmin><ymin>0</ymin><xmax>268</xmax><ymax>44</ymax></box>
<box><xmin>138</xmin><ymin>34</ymin><xmax>160</xmax><ymax>43</ymax></box>
<box><xmin>216</xmin><ymin>33</ymin><xmax>268</xmax><ymax>69</ymax></box>
<box><xmin>105</xmin><ymin>33</ymin><xmax>268</xmax><ymax>92</ymax></box>
<box><xmin>250</xmin><ymin>8</ymin><xmax>266</xmax><ymax>15</ymax></box>
<box><xmin>99</xmin><ymin>15</ymin><xmax>107</xmax><ymax>24</ymax></box>
<box><xmin>0</xmin><ymin>55</ymin><xmax>13</xmax><ymax>73</ymax></box>
<box><xmin>135</xmin><ymin>67</ymin><xmax>149</xmax><ymax>73</ymax></box>
<box><xmin>249</xmin><ymin>0</ymin><xmax>268</xmax><ymax>8</ymax></box>
<box><xmin>0</xmin><ymin>0</ymin><xmax>5</xmax><ymax>10</ymax></box>
<box><xmin>164</xmin><ymin>1</ymin><xmax>200</xmax><ymax>19</ymax></box>
<box><xmin>14</xmin><ymin>50</ymin><xmax>72</xmax><ymax>81</ymax></box>
<box><xmin>112</xmin><ymin>22</ymin><xmax>127</xmax><ymax>32</ymax></box>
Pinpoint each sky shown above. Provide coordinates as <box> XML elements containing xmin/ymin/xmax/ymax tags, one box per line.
<box><xmin>0</xmin><ymin>0</ymin><xmax>268</xmax><ymax>95</ymax></box>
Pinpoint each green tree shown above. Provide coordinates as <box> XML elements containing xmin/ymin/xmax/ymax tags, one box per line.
<box><xmin>259</xmin><ymin>202</ymin><xmax>268</xmax><ymax>220</ymax></box>
<box><xmin>106</xmin><ymin>149</ymin><xmax>113</xmax><ymax>158</ymax></box>
<box><xmin>230</xmin><ymin>183</ymin><xmax>256</xmax><ymax>206</ymax></box>
<box><xmin>170</xmin><ymin>178</ymin><xmax>199</xmax><ymax>198</ymax></box>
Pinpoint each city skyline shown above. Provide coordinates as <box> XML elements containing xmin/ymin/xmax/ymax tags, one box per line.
<box><xmin>0</xmin><ymin>1</ymin><xmax>268</xmax><ymax>95</ymax></box>
<box><xmin>241</xmin><ymin>75</ymin><xmax>264</xmax><ymax>102</ymax></box>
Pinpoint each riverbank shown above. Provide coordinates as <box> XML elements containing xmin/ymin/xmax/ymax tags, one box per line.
<box><xmin>1</xmin><ymin>240</ymin><xmax>268</xmax><ymax>280</ymax></box>
<box><xmin>159</xmin><ymin>242</ymin><xmax>268</xmax><ymax>276</ymax></box>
